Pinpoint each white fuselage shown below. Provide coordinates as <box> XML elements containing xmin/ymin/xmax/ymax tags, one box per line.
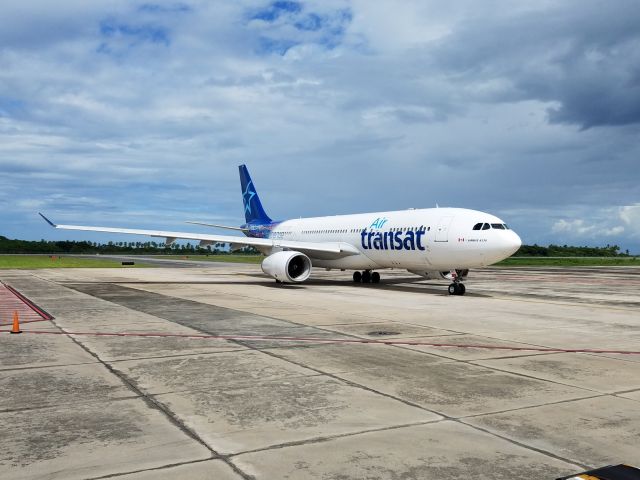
<box><xmin>268</xmin><ymin>207</ymin><xmax>521</xmax><ymax>271</ymax></box>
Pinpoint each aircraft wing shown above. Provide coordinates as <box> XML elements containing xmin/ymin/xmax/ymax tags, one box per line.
<box><xmin>39</xmin><ymin>213</ymin><xmax>360</xmax><ymax>259</ymax></box>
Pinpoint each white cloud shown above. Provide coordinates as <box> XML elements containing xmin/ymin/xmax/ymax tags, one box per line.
<box><xmin>552</xmin><ymin>218</ymin><xmax>624</xmax><ymax>237</ymax></box>
<box><xmin>620</xmin><ymin>204</ymin><xmax>640</xmax><ymax>236</ymax></box>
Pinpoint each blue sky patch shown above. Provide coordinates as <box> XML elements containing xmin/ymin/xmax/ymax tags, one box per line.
<box><xmin>257</xmin><ymin>36</ymin><xmax>299</xmax><ymax>56</ymax></box>
<box><xmin>294</xmin><ymin>13</ymin><xmax>323</xmax><ymax>31</ymax></box>
<box><xmin>249</xmin><ymin>3</ymin><xmax>353</xmax><ymax>55</ymax></box>
<box><xmin>0</xmin><ymin>97</ymin><xmax>26</xmax><ymax>117</ymax></box>
<box><xmin>252</xmin><ymin>1</ymin><xmax>302</xmax><ymax>22</ymax></box>
<box><xmin>99</xmin><ymin>19</ymin><xmax>170</xmax><ymax>46</ymax></box>
<box><xmin>138</xmin><ymin>3</ymin><xmax>192</xmax><ymax>14</ymax></box>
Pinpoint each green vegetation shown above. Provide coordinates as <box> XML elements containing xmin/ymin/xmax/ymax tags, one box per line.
<box><xmin>496</xmin><ymin>256</ymin><xmax>638</xmax><ymax>267</ymax></box>
<box><xmin>184</xmin><ymin>254</ymin><xmax>262</xmax><ymax>264</ymax></box>
<box><xmin>513</xmin><ymin>244</ymin><xmax>631</xmax><ymax>257</ymax></box>
<box><xmin>0</xmin><ymin>255</ymin><xmax>151</xmax><ymax>269</ymax></box>
<box><xmin>501</xmin><ymin>243</ymin><xmax>637</xmax><ymax>266</ymax></box>
<box><xmin>0</xmin><ymin>235</ymin><xmax>234</xmax><ymax>255</ymax></box>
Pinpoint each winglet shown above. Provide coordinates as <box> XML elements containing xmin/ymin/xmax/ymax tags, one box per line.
<box><xmin>38</xmin><ymin>213</ymin><xmax>57</xmax><ymax>227</ymax></box>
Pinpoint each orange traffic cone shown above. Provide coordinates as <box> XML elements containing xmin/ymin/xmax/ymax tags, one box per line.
<box><xmin>10</xmin><ymin>311</ymin><xmax>21</xmax><ymax>334</ymax></box>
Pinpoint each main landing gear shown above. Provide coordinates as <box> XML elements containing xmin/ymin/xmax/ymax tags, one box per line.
<box><xmin>447</xmin><ymin>270</ymin><xmax>466</xmax><ymax>296</ymax></box>
<box><xmin>353</xmin><ymin>270</ymin><xmax>380</xmax><ymax>284</ymax></box>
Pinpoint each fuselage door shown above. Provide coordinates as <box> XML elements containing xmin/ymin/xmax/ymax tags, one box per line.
<box><xmin>434</xmin><ymin>216</ymin><xmax>454</xmax><ymax>242</ymax></box>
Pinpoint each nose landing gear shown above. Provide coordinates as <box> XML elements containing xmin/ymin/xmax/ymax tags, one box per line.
<box><xmin>447</xmin><ymin>269</ymin><xmax>466</xmax><ymax>296</ymax></box>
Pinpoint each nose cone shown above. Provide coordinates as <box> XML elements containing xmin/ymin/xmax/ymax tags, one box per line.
<box><xmin>506</xmin><ymin>230</ymin><xmax>522</xmax><ymax>256</ymax></box>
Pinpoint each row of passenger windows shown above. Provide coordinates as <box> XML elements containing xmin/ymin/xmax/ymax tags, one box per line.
<box><xmin>472</xmin><ymin>223</ymin><xmax>509</xmax><ymax>231</ymax></box>
<box><xmin>301</xmin><ymin>229</ymin><xmax>352</xmax><ymax>234</ymax></box>
<box><xmin>299</xmin><ymin>226</ymin><xmax>431</xmax><ymax>235</ymax></box>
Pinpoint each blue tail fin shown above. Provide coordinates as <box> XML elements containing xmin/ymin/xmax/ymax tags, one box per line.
<box><xmin>239</xmin><ymin>165</ymin><xmax>272</xmax><ymax>225</ymax></box>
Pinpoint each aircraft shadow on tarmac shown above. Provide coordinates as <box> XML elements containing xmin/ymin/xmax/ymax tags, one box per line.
<box><xmin>84</xmin><ymin>276</ymin><xmax>492</xmax><ymax>297</ymax></box>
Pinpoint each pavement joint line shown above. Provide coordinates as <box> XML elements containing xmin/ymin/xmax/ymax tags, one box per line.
<box><xmin>84</xmin><ymin>457</ymin><xmax>217</xmax><ymax>480</ymax></box>
<box><xmin>612</xmin><ymin>387</ymin><xmax>640</xmax><ymax>395</ymax></box>
<box><xmin>458</xmin><ymin>393</ymin><xmax>608</xmax><ymax>421</ymax></box>
<box><xmin>4</xmin><ymin>329</ymin><xmax>640</xmax><ymax>355</ymax></box>
<box><xmin>585</xmin><ymin>352</ymin><xmax>640</xmax><ymax>365</ymax></box>
<box><xmin>391</xmin><ymin>341</ymin><xmax>562</xmax><ymax>363</ymax></box>
<box><xmin>106</xmin><ymin>348</ymin><xmax>251</xmax><ymax>363</ymax></box>
<box><xmin>457</xmin><ymin>418</ymin><xmax>591</xmax><ymax>471</ymax></box>
<box><xmin>465</xmin><ymin>358</ymin><xmax>640</xmax><ymax>396</ymax></box>
<box><xmin>227</xmin><ymin>418</ymin><xmax>446</xmax><ymax>458</ymax></box>
<box><xmin>486</xmin><ymin>292</ymin><xmax>640</xmax><ymax>311</ymax></box>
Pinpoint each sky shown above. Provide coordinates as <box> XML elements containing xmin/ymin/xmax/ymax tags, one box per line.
<box><xmin>1</xmin><ymin>0</ymin><xmax>639</xmax><ymax>252</ymax></box>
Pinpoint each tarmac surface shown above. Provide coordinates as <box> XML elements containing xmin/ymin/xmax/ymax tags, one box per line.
<box><xmin>1</xmin><ymin>263</ymin><xmax>639</xmax><ymax>479</ymax></box>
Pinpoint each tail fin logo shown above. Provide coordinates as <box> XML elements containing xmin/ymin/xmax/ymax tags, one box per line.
<box><xmin>242</xmin><ymin>181</ymin><xmax>256</xmax><ymax>215</ymax></box>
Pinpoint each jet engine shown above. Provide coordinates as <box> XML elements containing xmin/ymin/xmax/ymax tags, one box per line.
<box><xmin>261</xmin><ymin>251</ymin><xmax>312</xmax><ymax>283</ymax></box>
<box><xmin>408</xmin><ymin>269</ymin><xmax>469</xmax><ymax>280</ymax></box>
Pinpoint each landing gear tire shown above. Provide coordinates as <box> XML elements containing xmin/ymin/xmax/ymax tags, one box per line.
<box><xmin>371</xmin><ymin>272</ymin><xmax>380</xmax><ymax>284</ymax></box>
<box><xmin>353</xmin><ymin>271</ymin><xmax>362</xmax><ymax>283</ymax></box>
<box><xmin>362</xmin><ymin>270</ymin><xmax>372</xmax><ymax>283</ymax></box>
<box><xmin>448</xmin><ymin>283</ymin><xmax>466</xmax><ymax>296</ymax></box>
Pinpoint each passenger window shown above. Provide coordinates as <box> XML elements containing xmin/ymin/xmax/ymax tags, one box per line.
<box><xmin>482</xmin><ymin>223</ymin><xmax>490</xmax><ymax>230</ymax></box>
<box><xmin>491</xmin><ymin>223</ymin><xmax>505</xmax><ymax>230</ymax></box>
<box><xmin>473</xmin><ymin>223</ymin><xmax>482</xmax><ymax>230</ymax></box>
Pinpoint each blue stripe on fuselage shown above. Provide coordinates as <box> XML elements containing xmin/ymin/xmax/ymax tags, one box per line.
<box><xmin>242</xmin><ymin>221</ymin><xmax>281</xmax><ymax>238</ymax></box>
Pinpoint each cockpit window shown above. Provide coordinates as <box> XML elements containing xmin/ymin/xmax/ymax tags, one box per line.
<box><xmin>482</xmin><ymin>223</ymin><xmax>490</xmax><ymax>230</ymax></box>
<box><xmin>503</xmin><ymin>224</ymin><xmax>509</xmax><ymax>229</ymax></box>
<box><xmin>472</xmin><ymin>223</ymin><xmax>482</xmax><ymax>230</ymax></box>
<box><xmin>491</xmin><ymin>223</ymin><xmax>505</xmax><ymax>230</ymax></box>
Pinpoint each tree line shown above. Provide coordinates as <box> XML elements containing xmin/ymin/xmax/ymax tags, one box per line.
<box><xmin>0</xmin><ymin>235</ymin><xmax>632</xmax><ymax>257</ymax></box>
<box><xmin>0</xmin><ymin>236</ymin><xmax>259</xmax><ymax>255</ymax></box>
<box><xmin>514</xmin><ymin>244</ymin><xmax>631</xmax><ymax>257</ymax></box>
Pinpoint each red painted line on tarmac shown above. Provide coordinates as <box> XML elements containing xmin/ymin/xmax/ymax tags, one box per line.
<box><xmin>1</xmin><ymin>283</ymin><xmax>54</xmax><ymax>320</ymax></box>
<box><xmin>1</xmin><ymin>329</ymin><xmax>639</xmax><ymax>355</ymax></box>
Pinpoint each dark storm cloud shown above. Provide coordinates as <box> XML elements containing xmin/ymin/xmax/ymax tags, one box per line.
<box><xmin>429</xmin><ymin>0</ymin><xmax>640</xmax><ymax>128</ymax></box>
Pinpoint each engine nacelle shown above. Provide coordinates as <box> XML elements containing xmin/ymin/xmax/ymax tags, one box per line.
<box><xmin>261</xmin><ymin>251</ymin><xmax>312</xmax><ymax>283</ymax></box>
<box><xmin>408</xmin><ymin>269</ymin><xmax>469</xmax><ymax>281</ymax></box>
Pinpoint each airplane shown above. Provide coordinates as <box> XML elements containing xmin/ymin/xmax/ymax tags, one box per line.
<box><xmin>39</xmin><ymin>164</ymin><xmax>521</xmax><ymax>295</ymax></box>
